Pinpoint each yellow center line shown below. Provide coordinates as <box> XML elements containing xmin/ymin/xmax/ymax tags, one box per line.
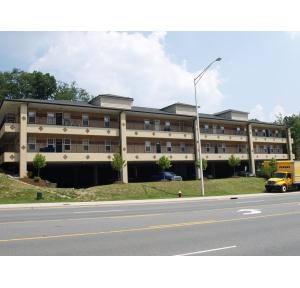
<box><xmin>0</xmin><ymin>213</ymin><xmax>164</xmax><ymax>225</ymax></box>
<box><xmin>1</xmin><ymin>210</ymin><xmax>300</xmax><ymax>243</ymax></box>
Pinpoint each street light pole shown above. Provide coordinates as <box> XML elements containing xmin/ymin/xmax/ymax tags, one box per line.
<box><xmin>194</xmin><ymin>57</ymin><xmax>222</xmax><ymax>196</ymax></box>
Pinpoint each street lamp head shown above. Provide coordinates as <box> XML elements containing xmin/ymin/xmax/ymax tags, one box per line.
<box><xmin>216</xmin><ymin>57</ymin><xmax>222</xmax><ymax>62</ymax></box>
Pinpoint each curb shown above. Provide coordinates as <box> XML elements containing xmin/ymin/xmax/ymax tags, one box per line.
<box><xmin>0</xmin><ymin>191</ymin><xmax>292</xmax><ymax>210</ymax></box>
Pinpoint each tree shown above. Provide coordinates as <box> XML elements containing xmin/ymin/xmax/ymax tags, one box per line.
<box><xmin>0</xmin><ymin>68</ymin><xmax>92</xmax><ymax>102</ymax></box>
<box><xmin>33</xmin><ymin>153</ymin><xmax>47</xmax><ymax>178</ymax></box>
<box><xmin>157</xmin><ymin>155</ymin><xmax>172</xmax><ymax>172</ymax></box>
<box><xmin>0</xmin><ymin>69</ymin><xmax>57</xmax><ymax>100</ymax></box>
<box><xmin>228</xmin><ymin>154</ymin><xmax>241</xmax><ymax>176</ymax></box>
<box><xmin>275</xmin><ymin>113</ymin><xmax>300</xmax><ymax>160</ymax></box>
<box><xmin>197</xmin><ymin>158</ymin><xmax>208</xmax><ymax>172</ymax></box>
<box><xmin>53</xmin><ymin>81</ymin><xmax>91</xmax><ymax>102</ymax></box>
<box><xmin>111</xmin><ymin>153</ymin><xmax>126</xmax><ymax>181</ymax></box>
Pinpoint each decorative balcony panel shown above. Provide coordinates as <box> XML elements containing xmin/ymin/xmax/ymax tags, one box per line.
<box><xmin>27</xmin><ymin>153</ymin><xmax>116</xmax><ymax>162</ymax></box>
<box><xmin>252</xmin><ymin>136</ymin><xmax>287</xmax><ymax>144</ymax></box>
<box><xmin>203</xmin><ymin>153</ymin><xmax>249</xmax><ymax>161</ymax></box>
<box><xmin>27</xmin><ymin>124</ymin><xmax>119</xmax><ymax>137</ymax></box>
<box><xmin>126</xmin><ymin>153</ymin><xmax>195</xmax><ymax>162</ymax></box>
<box><xmin>126</xmin><ymin>129</ymin><xmax>194</xmax><ymax>140</ymax></box>
<box><xmin>254</xmin><ymin>154</ymin><xmax>289</xmax><ymax>160</ymax></box>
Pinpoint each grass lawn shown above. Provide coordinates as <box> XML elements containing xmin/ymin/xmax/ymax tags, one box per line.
<box><xmin>0</xmin><ymin>173</ymin><xmax>266</xmax><ymax>204</ymax></box>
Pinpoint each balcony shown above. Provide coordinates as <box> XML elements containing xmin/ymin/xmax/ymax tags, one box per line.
<box><xmin>28</xmin><ymin>143</ymin><xmax>120</xmax><ymax>154</ymax></box>
<box><xmin>126</xmin><ymin>122</ymin><xmax>194</xmax><ymax>140</ymax></box>
<box><xmin>200</xmin><ymin>128</ymin><xmax>248</xmax><ymax>142</ymax></box>
<box><xmin>27</xmin><ymin>117</ymin><xmax>119</xmax><ymax>137</ymax></box>
<box><xmin>126</xmin><ymin>144</ymin><xmax>195</xmax><ymax>162</ymax></box>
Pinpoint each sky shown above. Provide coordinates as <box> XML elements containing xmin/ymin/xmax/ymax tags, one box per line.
<box><xmin>1</xmin><ymin>31</ymin><xmax>300</xmax><ymax>122</ymax></box>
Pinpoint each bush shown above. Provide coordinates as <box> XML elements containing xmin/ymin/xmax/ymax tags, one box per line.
<box><xmin>33</xmin><ymin>176</ymin><xmax>41</xmax><ymax>182</ymax></box>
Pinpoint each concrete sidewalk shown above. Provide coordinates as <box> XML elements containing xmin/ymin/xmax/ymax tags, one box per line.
<box><xmin>0</xmin><ymin>191</ymin><xmax>288</xmax><ymax>210</ymax></box>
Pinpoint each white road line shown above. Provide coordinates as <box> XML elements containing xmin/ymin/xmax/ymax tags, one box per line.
<box><xmin>174</xmin><ymin>245</ymin><xmax>237</xmax><ymax>256</ymax></box>
<box><xmin>73</xmin><ymin>209</ymin><xmax>124</xmax><ymax>214</ymax></box>
<box><xmin>237</xmin><ymin>200</ymin><xmax>265</xmax><ymax>204</ymax></box>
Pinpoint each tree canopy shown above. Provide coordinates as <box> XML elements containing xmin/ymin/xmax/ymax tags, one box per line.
<box><xmin>0</xmin><ymin>68</ymin><xmax>92</xmax><ymax>102</ymax></box>
<box><xmin>275</xmin><ymin>113</ymin><xmax>300</xmax><ymax>159</ymax></box>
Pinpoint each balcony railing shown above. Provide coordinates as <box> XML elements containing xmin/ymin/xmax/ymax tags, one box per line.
<box><xmin>127</xmin><ymin>145</ymin><xmax>195</xmax><ymax>154</ymax></box>
<box><xmin>28</xmin><ymin>143</ymin><xmax>120</xmax><ymax>153</ymax></box>
<box><xmin>200</xmin><ymin>128</ymin><xmax>247</xmax><ymax>136</ymax></box>
<box><xmin>202</xmin><ymin>146</ymin><xmax>248</xmax><ymax>154</ymax></box>
<box><xmin>31</xmin><ymin>117</ymin><xmax>119</xmax><ymax>129</ymax></box>
<box><xmin>126</xmin><ymin>122</ymin><xmax>194</xmax><ymax>133</ymax></box>
<box><xmin>0</xmin><ymin>114</ymin><xmax>19</xmax><ymax>130</ymax></box>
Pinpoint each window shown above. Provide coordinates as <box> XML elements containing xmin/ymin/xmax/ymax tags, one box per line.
<box><xmin>262</xmin><ymin>129</ymin><xmax>266</xmax><ymax>137</ymax></box>
<box><xmin>166</xmin><ymin>142</ymin><xmax>172</xmax><ymax>152</ymax></box>
<box><xmin>104</xmin><ymin>115</ymin><xmax>110</xmax><ymax>128</ymax></box>
<box><xmin>82</xmin><ymin>114</ymin><xmax>89</xmax><ymax>127</ymax></box>
<box><xmin>180</xmin><ymin>143</ymin><xmax>186</xmax><ymax>153</ymax></box>
<box><xmin>254</xmin><ymin>129</ymin><xmax>258</xmax><ymax>136</ymax></box>
<box><xmin>219</xmin><ymin>143</ymin><xmax>226</xmax><ymax>153</ymax></box>
<box><xmin>28</xmin><ymin>111</ymin><xmax>36</xmax><ymax>124</ymax></box>
<box><xmin>105</xmin><ymin>140</ymin><xmax>111</xmax><ymax>152</ymax></box>
<box><xmin>154</xmin><ymin>120</ymin><xmax>160</xmax><ymax>131</ymax></box>
<box><xmin>237</xmin><ymin>145</ymin><xmax>243</xmax><ymax>153</ymax></box>
<box><xmin>64</xmin><ymin>113</ymin><xmax>71</xmax><ymax>126</ymax></box>
<box><xmin>144</xmin><ymin>120</ymin><xmax>150</xmax><ymax>130</ymax></box>
<box><xmin>204</xmin><ymin>124</ymin><xmax>209</xmax><ymax>133</ymax></box>
<box><xmin>164</xmin><ymin>121</ymin><xmax>171</xmax><ymax>131</ymax></box>
<box><xmin>145</xmin><ymin>141</ymin><xmax>151</xmax><ymax>153</ymax></box>
<box><xmin>48</xmin><ymin>138</ymin><xmax>55</xmax><ymax>151</ymax></box>
<box><xmin>236</xmin><ymin>127</ymin><xmax>241</xmax><ymax>135</ymax></box>
<box><xmin>28</xmin><ymin>137</ymin><xmax>36</xmax><ymax>151</ymax></box>
<box><xmin>220</xmin><ymin>126</ymin><xmax>225</xmax><ymax>134</ymax></box>
<box><xmin>205</xmin><ymin>143</ymin><xmax>210</xmax><ymax>153</ymax></box>
<box><xmin>47</xmin><ymin>112</ymin><xmax>55</xmax><ymax>125</ymax></box>
<box><xmin>64</xmin><ymin>139</ymin><xmax>71</xmax><ymax>151</ymax></box>
<box><xmin>82</xmin><ymin>140</ymin><xmax>89</xmax><ymax>152</ymax></box>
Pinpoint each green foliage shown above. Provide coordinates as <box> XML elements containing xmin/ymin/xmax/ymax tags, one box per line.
<box><xmin>33</xmin><ymin>153</ymin><xmax>47</xmax><ymax>177</ymax></box>
<box><xmin>156</xmin><ymin>155</ymin><xmax>172</xmax><ymax>172</ymax></box>
<box><xmin>0</xmin><ymin>68</ymin><xmax>92</xmax><ymax>102</ymax></box>
<box><xmin>0</xmin><ymin>69</ymin><xmax>57</xmax><ymax>100</ymax></box>
<box><xmin>111</xmin><ymin>153</ymin><xmax>126</xmax><ymax>181</ymax></box>
<box><xmin>269</xmin><ymin>157</ymin><xmax>277</xmax><ymax>174</ymax></box>
<box><xmin>228</xmin><ymin>154</ymin><xmax>241</xmax><ymax>176</ymax></box>
<box><xmin>275</xmin><ymin>113</ymin><xmax>300</xmax><ymax>160</ymax></box>
<box><xmin>196</xmin><ymin>158</ymin><xmax>208</xmax><ymax>171</ymax></box>
<box><xmin>53</xmin><ymin>81</ymin><xmax>91</xmax><ymax>102</ymax></box>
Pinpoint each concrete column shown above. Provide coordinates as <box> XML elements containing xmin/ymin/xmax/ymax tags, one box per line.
<box><xmin>287</xmin><ymin>128</ymin><xmax>294</xmax><ymax>160</ymax></box>
<box><xmin>19</xmin><ymin>103</ymin><xmax>28</xmax><ymax>178</ymax></box>
<box><xmin>120</xmin><ymin>111</ymin><xmax>128</xmax><ymax>183</ymax></box>
<box><xmin>194</xmin><ymin>119</ymin><xmax>201</xmax><ymax>179</ymax></box>
<box><xmin>247</xmin><ymin>123</ymin><xmax>255</xmax><ymax>174</ymax></box>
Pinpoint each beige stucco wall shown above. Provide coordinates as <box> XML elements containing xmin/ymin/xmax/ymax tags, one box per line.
<box><xmin>120</xmin><ymin>112</ymin><xmax>128</xmax><ymax>183</ymax></box>
<box><xmin>19</xmin><ymin>104</ymin><xmax>27</xmax><ymax>178</ymax></box>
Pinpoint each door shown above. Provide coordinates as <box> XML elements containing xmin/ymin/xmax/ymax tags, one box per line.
<box><xmin>56</xmin><ymin>113</ymin><xmax>63</xmax><ymax>125</ymax></box>
<box><xmin>156</xmin><ymin>142</ymin><xmax>161</xmax><ymax>153</ymax></box>
<box><xmin>56</xmin><ymin>139</ymin><xmax>63</xmax><ymax>152</ymax></box>
<box><xmin>155</xmin><ymin>120</ymin><xmax>160</xmax><ymax>131</ymax></box>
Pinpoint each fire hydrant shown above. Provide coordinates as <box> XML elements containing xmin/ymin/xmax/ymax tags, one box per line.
<box><xmin>178</xmin><ymin>190</ymin><xmax>182</xmax><ymax>198</ymax></box>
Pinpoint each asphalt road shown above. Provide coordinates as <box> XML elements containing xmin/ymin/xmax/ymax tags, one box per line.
<box><xmin>1</xmin><ymin>192</ymin><xmax>300</xmax><ymax>255</ymax></box>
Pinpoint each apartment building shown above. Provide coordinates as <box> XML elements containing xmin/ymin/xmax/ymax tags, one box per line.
<box><xmin>0</xmin><ymin>95</ymin><xmax>294</xmax><ymax>187</ymax></box>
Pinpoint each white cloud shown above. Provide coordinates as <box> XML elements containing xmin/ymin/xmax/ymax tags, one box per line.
<box><xmin>250</xmin><ymin>104</ymin><xmax>287</xmax><ymax>122</ymax></box>
<box><xmin>29</xmin><ymin>31</ymin><xmax>224</xmax><ymax>112</ymax></box>
<box><xmin>249</xmin><ymin>104</ymin><xmax>265</xmax><ymax>121</ymax></box>
<box><xmin>269</xmin><ymin>105</ymin><xmax>286</xmax><ymax>121</ymax></box>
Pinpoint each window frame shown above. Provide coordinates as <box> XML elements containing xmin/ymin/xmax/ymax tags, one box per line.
<box><xmin>28</xmin><ymin>111</ymin><xmax>36</xmax><ymax>124</ymax></box>
<box><xmin>28</xmin><ymin>137</ymin><xmax>36</xmax><ymax>151</ymax></box>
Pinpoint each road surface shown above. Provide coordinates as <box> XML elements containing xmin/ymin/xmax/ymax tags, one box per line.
<box><xmin>1</xmin><ymin>192</ymin><xmax>300</xmax><ymax>255</ymax></box>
